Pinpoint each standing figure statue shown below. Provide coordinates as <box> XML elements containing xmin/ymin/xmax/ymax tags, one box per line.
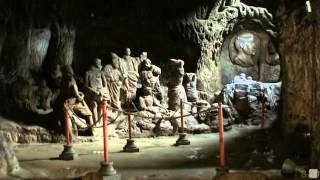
<box><xmin>84</xmin><ymin>58</ymin><xmax>108</xmax><ymax>124</ymax></box>
<box><xmin>183</xmin><ymin>73</ymin><xmax>198</xmax><ymax>103</ymax></box>
<box><xmin>60</xmin><ymin>65</ymin><xmax>94</xmax><ymax>136</ymax></box>
<box><xmin>123</xmin><ymin>48</ymin><xmax>137</xmax><ymax>72</ymax></box>
<box><xmin>103</xmin><ymin>53</ymin><xmax>124</xmax><ymax>110</ymax></box>
<box><xmin>167</xmin><ymin>59</ymin><xmax>187</xmax><ymax>111</ymax></box>
<box><xmin>120</xmin><ymin>71</ymin><xmax>139</xmax><ymax>107</ymax></box>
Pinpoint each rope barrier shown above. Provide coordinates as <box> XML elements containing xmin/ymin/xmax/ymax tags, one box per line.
<box><xmin>64</xmin><ymin>99</ymin><xmax>226</xmax><ymax>132</ymax></box>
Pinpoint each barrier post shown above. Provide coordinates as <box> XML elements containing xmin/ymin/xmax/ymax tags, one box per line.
<box><xmin>260</xmin><ymin>90</ymin><xmax>265</xmax><ymax>128</ymax></box>
<box><xmin>59</xmin><ymin>101</ymin><xmax>78</xmax><ymax>160</ymax></box>
<box><xmin>216</xmin><ymin>102</ymin><xmax>228</xmax><ymax>176</ymax></box>
<box><xmin>123</xmin><ymin>105</ymin><xmax>139</xmax><ymax>152</ymax></box>
<box><xmin>175</xmin><ymin>99</ymin><xmax>190</xmax><ymax>146</ymax></box>
<box><xmin>99</xmin><ymin>99</ymin><xmax>119</xmax><ymax>177</ymax></box>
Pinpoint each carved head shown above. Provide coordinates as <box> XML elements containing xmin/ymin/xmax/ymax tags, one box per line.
<box><xmin>140</xmin><ymin>51</ymin><xmax>148</xmax><ymax>60</ymax></box>
<box><xmin>61</xmin><ymin>65</ymin><xmax>74</xmax><ymax>78</ymax></box>
<box><xmin>111</xmin><ymin>52</ymin><xmax>120</xmax><ymax>69</ymax></box>
<box><xmin>94</xmin><ymin>58</ymin><xmax>102</xmax><ymax>70</ymax></box>
<box><xmin>125</xmin><ymin>48</ymin><xmax>131</xmax><ymax>56</ymax></box>
<box><xmin>40</xmin><ymin>79</ymin><xmax>47</xmax><ymax>87</ymax></box>
<box><xmin>231</xmin><ymin>33</ymin><xmax>259</xmax><ymax>67</ymax></box>
<box><xmin>184</xmin><ymin>73</ymin><xmax>196</xmax><ymax>82</ymax></box>
<box><xmin>142</xmin><ymin>58</ymin><xmax>152</xmax><ymax>70</ymax></box>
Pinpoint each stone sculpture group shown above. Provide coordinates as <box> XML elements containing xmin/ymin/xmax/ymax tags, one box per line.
<box><xmin>56</xmin><ymin>48</ymin><xmax>211</xmax><ymax>136</ymax></box>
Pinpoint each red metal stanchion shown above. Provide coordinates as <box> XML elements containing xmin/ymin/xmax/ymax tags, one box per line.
<box><xmin>123</xmin><ymin>106</ymin><xmax>139</xmax><ymax>152</ymax></box>
<box><xmin>65</xmin><ymin>106</ymin><xmax>71</xmax><ymax>145</ymax></box>
<box><xmin>261</xmin><ymin>99</ymin><xmax>265</xmax><ymax>129</ymax></box>
<box><xmin>175</xmin><ymin>99</ymin><xmax>190</xmax><ymax>146</ymax></box>
<box><xmin>218</xmin><ymin>102</ymin><xmax>225</xmax><ymax>167</ymax></box>
<box><xmin>180</xmin><ymin>99</ymin><xmax>184</xmax><ymax>133</ymax></box>
<box><xmin>102</xmin><ymin>99</ymin><xmax>108</xmax><ymax>162</ymax></box>
<box><xmin>128</xmin><ymin>107</ymin><xmax>132</xmax><ymax>140</ymax></box>
<box><xmin>58</xmin><ymin>101</ymin><xmax>78</xmax><ymax>160</ymax></box>
<box><xmin>260</xmin><ymin>90</ymin><xmax>265</xmax><ymax>128</ymax></box>
<box><xmin>99</xmin><ymin>98</ymin><xmax>118</xmax><ymax>176</ymax></box>
<box><xmin>216</xmin><ymin>102</ymin><xmax>228</xmax><ymax>176</ymax></box>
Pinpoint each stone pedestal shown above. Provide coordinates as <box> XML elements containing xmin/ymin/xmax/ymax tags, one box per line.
<box><xmin>175</xmin><ymin>133</ymin><xmax>190</xmax><ymax>146</ymax></box>
<box><xmin>99</xmin><ymin>161</ymin><xmax>117</xmax><ymax>176</ymax></box>
<box><xmin>215</xmin><ymin>167</ymin><xmax>229</xmax><ymax>177</ymax></box>
<box><xmin>123</xmin><ymin>139</ymin><xmax>139</xmax><ymax>152</ymax></box>
<box><xmin>58</xmin><ymin>144</ymin><xmax>78</xmax><ymax>160</ymax></box>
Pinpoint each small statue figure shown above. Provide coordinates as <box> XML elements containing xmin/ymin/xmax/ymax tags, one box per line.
<box><xmin>60</xmin><ymin>65</ymin><xmax>94</xmax><ymax>135</ymax></box>
<box><xmin>183</xmin><ymin>73</ymin><xmax>198</xmax><ymax>102</ymax></box>
<box><xmin>122</xmin><ymin>48</ymin><xmax>137</xmax><ymax>72</ymax></box>
<box><xmin>103</xmin><ymin>53</ymin><xmax>123</xmax><ymax>110</ymax></box>
<box><xmin>84</xmin><ymin>58</ymin><xmax>108</xmax><ymax>124</ymax></box>
<box><xmin>167</xmin><ymin>59</ymin><xmax>187</xmax><ymax>111</ymax></box>
<box><xmin>138</xmin><ymin>87</ymin><xmax>162</xmax><ymax>114</ymax></box>
<box><xmin>12</xmin><ymin>77</ymin><xmax>36</xmax><ymax>113</ymax></box>
<box><xmin>36</xmin><ymin>79</ymin><xmax>53</xmax><ymax>111</ymax></box>
<box><xmin>139</xmin><ymin>56</ymin><xmax>163</xmax><ymax>103</ymax></box>
<box><xmin>120</xmin><ymin>71</ymin><xmax>139</xmax><ymax>107</ymax></box>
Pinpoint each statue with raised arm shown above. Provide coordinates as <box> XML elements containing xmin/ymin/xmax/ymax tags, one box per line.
<box><xmin>84</xmin><ymin>58</ymin><xmax>108</xmax><ymax>124</ymax></box>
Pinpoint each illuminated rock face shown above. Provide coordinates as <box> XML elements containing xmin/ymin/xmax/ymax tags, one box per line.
<box><xmin>220</xmin><ymin>31</ymin><xmax>280</xmax><ymax>85</ymax></box>
<box><xmin>0</xmin><ymin>134</ymin><xmax>20</xmax><ymax>176</ymax></box>
<box><xmin>0</xmin><ymin>0</ymin><xmax>280</xmax><ymax>138</ymax></box>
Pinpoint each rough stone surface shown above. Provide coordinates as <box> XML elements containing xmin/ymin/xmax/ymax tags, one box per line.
<box><xmin>218</xmin><ymin>74</ymin><xmax>280</xmax><ymax>126</ymax></box>
<box><xmin>0</xmin><ymin>134</ymin><xmax>20</xmax><ymax>176</ymax></box>
<box><xmin>0</xmin><ymin>118</ymin><xmax>64</xmax><ymax>143</ymax></box>
<box><xmin>275</xmin><ymin>0</ymin><xmax>320</xmax><ymax>168</ymax></box>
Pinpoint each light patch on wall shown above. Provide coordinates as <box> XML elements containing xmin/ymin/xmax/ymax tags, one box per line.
<box><xmin>306</xmin><ymin>0</ymin><xmax>312</xmax><ymax>13</ymax></box>
<box><xmin>30</xmin><ymin>28</ymin><xmax>51</xmax><ymax>70</ymax></box>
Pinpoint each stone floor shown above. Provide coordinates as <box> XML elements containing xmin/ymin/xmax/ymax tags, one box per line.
<box><xmin>2</xmin><ymin>123</ymin><xmax>296</xmax><ymax>180</ymax></box>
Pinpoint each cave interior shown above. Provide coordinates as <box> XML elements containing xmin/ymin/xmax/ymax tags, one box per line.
<box><xmin>0</xmin><ymin>0</ymin><xmax>319</xmax><ymax>179</ymax></box>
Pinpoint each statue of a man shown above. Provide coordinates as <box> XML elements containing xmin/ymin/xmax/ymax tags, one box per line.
<box><xmin>103</xmin><ymin>53</ymin><xmax>123</xmax><ymax>110</ymax></box>
<box><xmin>123</xmin><ymin>48</ymin><xmax>137</xmax><ymax>72</ymax></box>
<box><xmin>138</xmin><ymin>87</ymin><xmax>162</xmax><ymax>114</ymax></box>
<box><xmin>139</xmin><ymin>56</ymin><xmax>163</xmax><ymax>103</ymax></box>
<box><xmin>60</xmin><ymin>65</ymin><xmax>94</xmax><ymax>136</ymax></box>
<box><xmin>84</xmin><ymin>58</ymin><xmax>108</xmax><ymax>124</ymax></box>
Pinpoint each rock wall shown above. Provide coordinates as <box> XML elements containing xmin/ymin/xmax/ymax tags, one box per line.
<box><xmin>0</xmin><ymin>134</ymin><xmax>20</xmax><ymax>176</ymax></box>
<box><xmin>276</xmin><ymin>0</ymin><xmax>320</xmax><ymax>167</ymax></box>
<box><xmin>0</xmin><ymin>0</ymin><xmax>280</xmax><ymax>133</ymax></box>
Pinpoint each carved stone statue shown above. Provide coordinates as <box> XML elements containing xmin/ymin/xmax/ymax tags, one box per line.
<box><xmin>139</xmin><ymin>56</ymin><xmax>163</xmax><ymax>103</ymax></box>
<box><xmin>36</xmin><ymin>80</ymin><xmax>53</xmax><ymax>111</ymax></box>
<box><xmin>12</xmin><ymin>77</ymin><xmax>36</xmax><ymax>114</ymax></box>
<box><xmin>60</xmin><ymin>65</ymin><xmax>94</xmax><ymax>135</ymax></box>
<box><xmin>138</xmin><ymin>87</ymin><xmax>162</xmax><ymax>114</ymax></box>
<box><xmin>122</xmin><ymin>48</ymin><xmax>137</xmax><ymax>72</ymax></box>
<box><xmin>183</xmin><ymin>73</ymin><xmax>198</xmax><ymax>102</ymax></box>
<box><xmin>231</xmin><ymin>33</ymin><xmax>259</xmax><ymax>67</ymax></box>
<box><xmin>103</xmin><ymin>53</ymin><xmax>123</xmax><ymax>110</ymax></box>
<box><xmin>120</xmin><ymin>71</ymin><xmax>139</xmax><ymax>107</ymax></box>
<box><xmin>168</xmin><ymin>59</ymin><xmax>187</xmax><ymax>111</ymax></box>
<box><xmin>84</xmin><ymin>58</ymin><xmax>108</xmax><ymax>124</ymax></box>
